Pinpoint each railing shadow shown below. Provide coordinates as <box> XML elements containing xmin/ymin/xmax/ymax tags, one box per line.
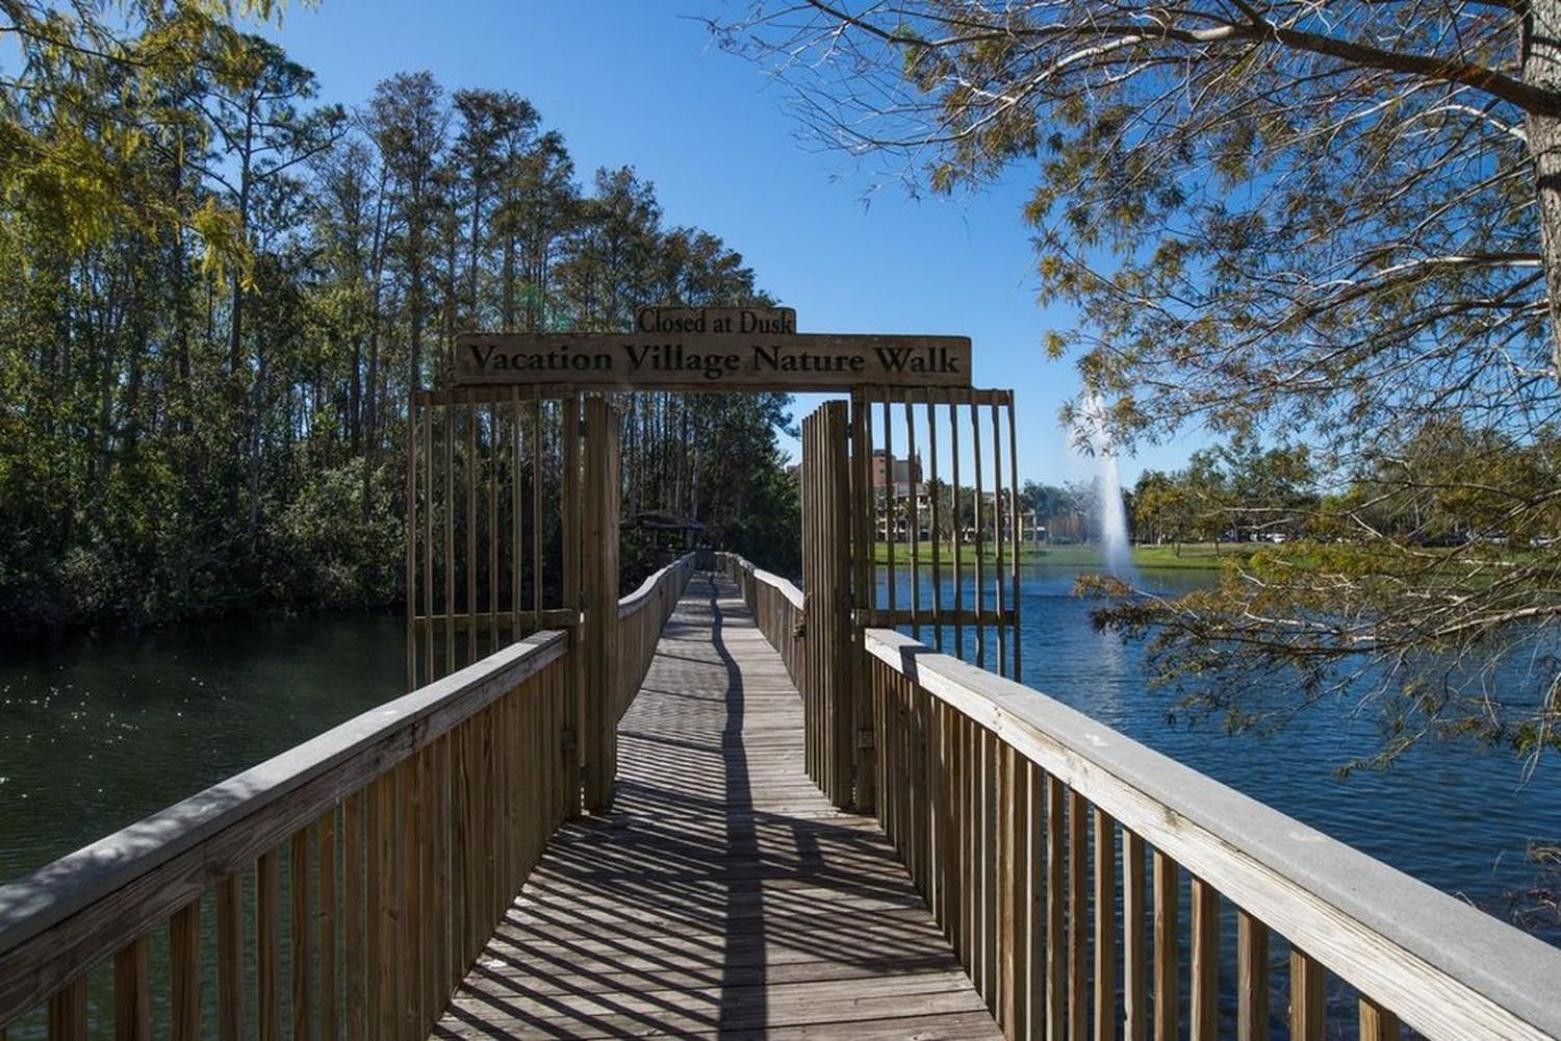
<box><xmin>431</xmin><ymin>572</ymin><xmax>972</xmax><ymax>1039</ymax></box>
<box><xmin>706</xmin><ymin>574</ymin><xmax>762</xmax><ymax>1036</ymax></box>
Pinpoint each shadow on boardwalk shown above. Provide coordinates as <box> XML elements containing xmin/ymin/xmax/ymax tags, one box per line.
<box><xmin>430</xmin><ymin>574</ymin><xmax>1000</xmax><ymax>1040</ymax></box>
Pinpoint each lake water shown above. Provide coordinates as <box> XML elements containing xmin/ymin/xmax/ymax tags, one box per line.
<box><xmin>1</xmin><ymin>565</ymin><xmax>1557</xmax><ymax>1023</ymax></box>
<box><xmin>0</xmin><ymin>613</ymin><xmax>405</xmax><ymax>883</ymax></box>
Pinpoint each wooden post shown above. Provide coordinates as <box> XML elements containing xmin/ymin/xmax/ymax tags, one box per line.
<box><xmin>581</xmin><ymin>395</ymin><xmax>620</xmax><ymax>812</ymax></box>
<box><xmin>802</xmin><ymin>401</ymin><xmax>857</xmax><ymax>810</ymax></box>
<box><xmin>561</xmin><ymin>394</ymin><xmax>582</xmax><ymax>816</ymax></box>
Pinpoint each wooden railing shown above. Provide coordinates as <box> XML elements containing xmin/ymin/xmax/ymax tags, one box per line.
<box><xmin>615</xmin><ymin>553</ymin><xmax>696</xmax><ymax>725</ymax></box>
<box><xmin>722</xmin><ymin>553</ymin><xmax>804</xmax><ymax>680</ymax></box>
<box><xmin>722</xmin><ymin>554</ymin><xmax>837</xmax><ymax>790</ymax></box>
<box><xmin>0</xmin><ymin>554</ymin><xmax>694</xmax><ymax>1040</ymax></box>
<box><xmin>724</xmin><ymin>553</ymin><xmax>1561</xmax><ymax>1041</ymax></box>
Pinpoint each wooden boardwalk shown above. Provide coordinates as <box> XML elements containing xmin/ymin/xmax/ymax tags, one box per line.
<box><xmin>429</xmin><ymin>574</ymin><xmax>1003</xmax><ymax>1040</ymax></box>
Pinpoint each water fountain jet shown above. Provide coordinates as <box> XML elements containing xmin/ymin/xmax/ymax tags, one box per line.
<box><xmin>1080</xmin><ymin>392</ymin><xmax>1134</xmax><ymax>577</ymax></box>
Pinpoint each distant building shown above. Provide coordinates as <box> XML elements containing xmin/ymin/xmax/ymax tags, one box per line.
<box><xmin>871</xmin><ymin>449</ymin><xmax>922</xmax><ymax>498</ymax></box>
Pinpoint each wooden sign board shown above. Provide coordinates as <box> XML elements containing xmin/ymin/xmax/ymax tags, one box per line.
<box><xmin>637</xmin><ymin>305</ymin><xmax>797</xmax><ymax>336</ymax></box>
<box><xmin>452</xmin><ymin>331</ymin><xmax>972</xmax><ymax>392</ymax></box>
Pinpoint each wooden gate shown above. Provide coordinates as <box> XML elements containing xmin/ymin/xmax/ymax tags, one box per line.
<box><xmin>800</xmin><ymin>389</ymin><xmax>1023</xmax><ymax>814</ymax></box>
<box><xmin>405</xmin><ymin>388</ymin><xmax>621</xmax><ymax>814</ymax></box>
<box><xmin>848</xmin><ymin>388</ymin><xmax>1022</xmax><ymax>678</ymax></box>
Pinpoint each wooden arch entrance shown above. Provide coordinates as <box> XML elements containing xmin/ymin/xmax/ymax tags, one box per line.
<box><xmin>404</xmin><ymin>306</ymin><xmax>1022</xmax><ymax>815</ymax></box>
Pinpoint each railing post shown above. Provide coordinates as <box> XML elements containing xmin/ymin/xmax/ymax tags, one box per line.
<box><xmin>581</xmin><ymin>396</ymin><xmax>621</xmax><ymax>812</ymax></box>
<box><xmin>801</xmin><ymin>401</ymin><xmax>858</xmax><ymax>810</ymax></box>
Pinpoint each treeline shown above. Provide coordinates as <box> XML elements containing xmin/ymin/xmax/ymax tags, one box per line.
<box><xmin>0</xmin><ymin>16</ymin><xmax>797</xmax><ymax>638</ymax></box>
<box><xmin>1131</xmin><ymin>440</ymin><xmax>1318</xmax><ymax>549</ymax></box>
<box><xmin>1129</xmin><ymin>425</ymin><xmax>1561</xmax><ymax>551</ymax></box>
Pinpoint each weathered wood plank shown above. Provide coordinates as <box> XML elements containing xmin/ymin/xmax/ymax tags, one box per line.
<box><xmin>1237</xmin><ymin>909</ymin><xmax>1269</xmax><ymax>1041</ymax></box>
<box><xmin>216</xmin><ymin>874</ymin><xmax>243</xmax><ymax>1041</ymax></box>
<box><xmin>112</xmin><ymin>935</ymin><xmax>149</xmax><ymax>1041</ymax></box>
<box><xmin>424</xmin><ymin>575</ymin><xmax>1000</xmax><ymax>1041</ymax></box>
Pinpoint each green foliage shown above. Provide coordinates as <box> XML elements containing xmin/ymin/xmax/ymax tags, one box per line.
<box><xmin>0</xmin><ymin>19</ymin><xmax>796</xmax><ymax>637</ymax></box>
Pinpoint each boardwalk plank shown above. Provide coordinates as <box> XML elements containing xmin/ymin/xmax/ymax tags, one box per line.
<box><xmin>428</xmin><ymin>575</ymin><xmax>1001</xmax><ymax>1040</ymax></box>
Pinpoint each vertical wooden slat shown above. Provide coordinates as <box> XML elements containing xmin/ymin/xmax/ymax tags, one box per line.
<box><xmin>171</xmin><ymin>900</ymin><xmax>201</xmax><ymax>1041</ymax></box>
<box><xmin>531</xmin><ymin>389</ymin><xmax>543</xmax><ymax>627</ymax></box>
<box><xmin>433</xmin><ymin>735</ymin><xmax>451</xmax><ymax>1000</ymax></box>
<box><xmin>1026</xmin><ymin>762</ymin><xmax>1045</xmax><ymax>1040</ymax></box>
<box><xmin>1046</xmin><ymin>774</ymin><xmax>1065</xmax><ymax>1041</ymax></box>
<box><xmin>982</xmin><ymin>728</ymin><xmax>999</xmax><ymax>1011</ymax></box>
<box><xmin>345</xmin><ymin>791</ymin><xmax>364</xmax><ymax>1041</ymax></box>
<box><xmin>1237</xmin><ymin>910</ymin><xmax>1269</xmax><ymax>1041</ymax></box>
<box><xmin>318</xmin><ymin>810</ymin><xmax>339</xmax><ymax>1041</ymax></box>
<box><xmin>217</xmin><ymin>873</ymin><xmax>244</xmax><ymax>1041</ymax></box>
<box><xmin>420</xmin><ymin>747</ymin><xmax>437</xmax><ymax>1036</ymax></box>
<box><xmin>881</xmin><ymin>397</ymin><xmax>896</xmax><ymax>617</ymax></box>
<box><xmin>1191</xmin><ymin>877</ymin><xmax>1219</xmax><ymax>1041</ymax></box>
<box><xmin>950</xmin><ymin>399</ymin><xmax>963</xmax><ymax>657</ymax></box>
<box><xmin>466</xmin><ymin>391</ymin><xmax>479</xmax><ymax>666</ymax></box>
<box><xmin>114</xmin><ymin>935</ymin><xmax>150</xmax><ymax>1041</ymax></box>
<box><xmin>1290</xmin><ymin>949</ymin><xmax>1326</xmax><ymax>1041</ymax></box>
<box><xmin>1068</xmin><ymin>788</ymin><xmax>1087</xmax><ymax>1041</ymax></box>
<box><xmin>863</xmin><ymin>393</ymin><xmax>874</xmax><ymax>624</ymax></box>
<box><xmin>45</xmin><ymin>978</ymin><xmax>86</xmax><ymax>1041</ymax></box>
<box><xmin>444</xmin><ymin>391</ymin><xmax>456</xmax><ymax>677</ymax></box>
<box><xmin>1000</xmin><ymin>743</ymin><xmax>1018</xmax><ymax>1037</ymax></box>
<box><xmin>259</xmin><ymin>848</ymin><xmax>281</xmax><ymax>1041</ymax></box>
<box><xmin>990</xmin><ymin>401</ymin><xmax>1006</xmax><ymax>677</ymax></box>
<box><xmin>1006</xmin><ymin>394</ymin><xmax>1022</xmax><ymax>680</ymax></box>
<box><xmin>1152</xmin><ymin>853</ymin><xmax>1178</xmax><ymax>1041</ymax></box>
<box><xmin>400</xmin><ymin>757</ymin><xmax>421</xmax><ymax>1040</ymax></box>
<box><xmin>488</xmin><ymin>402</ymin><xmax>499</xmax><ymax>654</ymax></box>
<box><xmin>406</xmin><ymin>400</ymin><xmax>417</xmax><ymax>690</ymax></box>
<box><xmin>850</xmin><ymin>394</ymin><xmax>873</xmax><ymax>712</ymax></box>
<box><xmin>927</xmin><ymin>394</ymin><xmax>943</xmax><ymax>651</ymax></box>
<box><xmin>423</xmin><ymin>396</ymin><xmax>434</xmax><ymax>682</ymax></box>
<box><xmin>1094</xmin><ymin>808</ymin><xmax>1117</xmax><ymax>1041</ymax></box>
<box><xmin>581</xmin><ymin>396</ymin><xmax>620</xmax><ymax>812</ymax></box>
<box><xmin>970</xmin><ymin>398</ymin><xmax>986</xmax><ymax>669</ymax></box>
<box><xmin>374</xmin><ymin>774</ymin><xmax>397</xmax><ymax>1041</ymax></box>
<box><xmin>1360</xmin><ymin>997</ymin><xmax>1401</xmax><ymax>1041</ymax></box>
<box><xmin>965</xmin><ymin>715</ymin><xmax>978</xmax><ymax>970</ymax></box>
<box><xmin>511</xmin><ymin>387</ymin><xmax>523</xmax><ymax>644</ymax></box>
<box><xmin>1122</xmin><ymin>831</ymin><xmax>1147</xmax><ymax>1041</ymax></box>
<box><xmin>561</xmin><ymin>394</ymin><xmax>581</xmax><ymax>816</ymax></box>
<box><xmin>906</xmin><ymin>396</ymin><xmax>920</xmax><ymax>638</ymax></box>
<box><xmin>291</xmin><ymin>827</ymin><xmax>313</xmax><ymax>1041</ymax></box>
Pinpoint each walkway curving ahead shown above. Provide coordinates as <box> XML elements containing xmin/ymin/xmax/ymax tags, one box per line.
<box><xmin>429</xmin><ymin>574</ymin><xmax>1003</xmax><ymax>1040</ymax></box>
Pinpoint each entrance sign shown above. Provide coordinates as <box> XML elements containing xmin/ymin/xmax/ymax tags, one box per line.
<box><xmin>453</xmin><ymin>332</ymin><xmax>970</xmax><ymax>391</ymax></box>
<box><xmin>453</xmin><ymin>306</ymin><xmax>972</xmax><ymax>392</ymax></box>
<box><xmin>446</xmin><ymin>305</ymin><xmax>967</xmax><ymax>394</ymax></box>
<box><xmin>637</xmin><ymin>305</ymin><xmax>797</xmax><ymax>336</ymax></box>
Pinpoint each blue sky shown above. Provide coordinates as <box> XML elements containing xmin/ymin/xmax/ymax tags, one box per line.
<box><xmin>262</xmin><ymin>0</ymin><xmax>1208</xmax><ymax>485</ymax></box>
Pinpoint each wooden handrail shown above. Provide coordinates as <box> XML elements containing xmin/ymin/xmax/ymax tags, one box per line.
<box><xmin>723</xmin><ymin>550</ymin><xmax>1561</xmax><ymax>1041</ymax></box>
<box><xmin>863</xmin><ymin>627</ymin><xmax>1561</xmax><ymax>1041</ymax></box>
<box><xmin>719</xmin><ymin>552</ymin><xmax>803</xmax><ymax>609</ymax></box>
<box><xmin>0</xmin><ymin>629</ymin><xmax>574</xmax><ymax>1031</ymax></box>
<box><xmin>0</xmin><ymin>552</ymin><xmax>698</xmax><ymax>1035</ymax></box>
<box><xmin>614</xmin><ymin>553</ymin><xmax>697</xmax><ymax>729</ymax></box>
<box><xmin>617</xmin><ymin>552</ymin><xmax>697</xmax><ymax>618</ymax></box>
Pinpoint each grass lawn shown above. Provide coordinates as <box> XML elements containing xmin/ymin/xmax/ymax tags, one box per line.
<box><xmin>871</xmin><ymin>541</ymin><xmax>1233</xmax><ymax>569</ymax></box>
